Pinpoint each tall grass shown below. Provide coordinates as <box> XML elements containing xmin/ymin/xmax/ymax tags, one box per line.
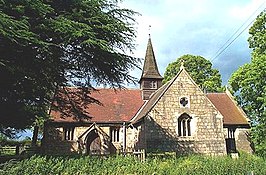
<box><xmin>0</xmin><ymin>153</ymin><xmax>265</xmax><ymax>175</ymax></box>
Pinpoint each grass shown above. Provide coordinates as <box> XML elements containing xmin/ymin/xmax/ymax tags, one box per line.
<box><xmin>0</xmin><ymin>153</ymin><xmax>265</xmax><ymax>175</ymax></box>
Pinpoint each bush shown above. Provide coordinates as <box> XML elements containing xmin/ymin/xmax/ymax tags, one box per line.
<box><xmin>0</xmin><ymin>154</ymin><xmax>265</xmax><ymax>175</ymax></box>
<box><xmin>0</xmin><ymin>137</ymin><xmax>32</xmax><ymax>147</ymax></box>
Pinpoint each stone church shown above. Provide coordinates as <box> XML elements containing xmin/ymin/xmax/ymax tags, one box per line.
<box><xmin>41</xmin><ymin>36</ymin><xmax>252</xmax><ymax>156</ymax></box>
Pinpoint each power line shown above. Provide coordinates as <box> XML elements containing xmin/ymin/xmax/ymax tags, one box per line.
<box><xmin>212</xmin><ymin>18</ymin><xmax>256</xmax><ymax>62</ymax></box>
<box><xmin>210</xmin><ymin>1</ymin><xmax>266</xmax><ymax>62</ymax></box>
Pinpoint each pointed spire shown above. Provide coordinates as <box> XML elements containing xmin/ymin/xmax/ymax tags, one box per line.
<box><xmin>139</xmin><ymin>34</ymin><xmax>163</xmax><ymax>100</ymax></box>
<box><xmin>140</xmin><ymin>35</ymin><xmax>163</xmax><ymax>80</ymax></box>
<box><xmin>148</xmin><ymin>25</ymin><xmax>151</xmax><ymax>38</ymax></box>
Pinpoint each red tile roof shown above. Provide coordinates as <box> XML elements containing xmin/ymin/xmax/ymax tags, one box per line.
<box><xmin>131</xmin><ymin>80</ymin><xmax>171</xmax><ymax>124</ymax></box>
<box><xmin>50</xmin><ymin>88</ymin><xmax>144</xmax><ymax>123</ymax></box>
<box><xmin>207</xmin><ymin>92</ymin><xmax>249</xmax><ymax>126</ymax></box>
<box><xmin>50</xmin><ymin>87</ymin><xmax>250</xmax><ymax>128</ymax></box>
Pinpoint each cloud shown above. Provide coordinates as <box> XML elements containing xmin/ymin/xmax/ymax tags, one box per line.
<box><xmin>120</xmin><ymin>0</ymin><xmax>265</xmax><ymax>86</ymax></box>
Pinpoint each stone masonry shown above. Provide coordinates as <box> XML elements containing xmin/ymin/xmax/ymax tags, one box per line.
<box><xmin>42</xmin><ymin>124</ymin><xmax>126</xmax><ymax>155</ymax></box>
<box><xmin>135</xmin><ymin>70</ymin><xmax>226</xmax><ymax>155</ymax></box>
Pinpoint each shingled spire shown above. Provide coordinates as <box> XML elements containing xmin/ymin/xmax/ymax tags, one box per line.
<box><xmin>140</xmin><ymin>35</ymin><xmax>163</xmax><ymax>100</ymax></box>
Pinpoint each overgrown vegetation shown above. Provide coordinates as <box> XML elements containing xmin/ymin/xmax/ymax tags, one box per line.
<box><xmin>229</xmin><ymin>10</ymin><xmax>266</xmax><ymax>157</ymax></box>
<box><xmin>0</xmin><ymin>153</ymin><xmax>265</xmax><ymax>175</ymax></box>
<box><xmin>0</xmin><ymin>0</ymin><xmax>139</xmax><ymax>138</ymax></box>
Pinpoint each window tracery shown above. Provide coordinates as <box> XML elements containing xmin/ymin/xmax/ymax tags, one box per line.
<box><xmin>177</xmin><ymin>114</ymin><xmax>192</xmax><ymax>137</ymax></box>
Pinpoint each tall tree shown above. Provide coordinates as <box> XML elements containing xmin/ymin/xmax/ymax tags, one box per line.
<box><xmin>0</xmin><ymin>0</ymin><xmax>139</xmax><ymax>137</ymax></box>
<box><xmin>229</xmin><ymin>10</ymin><xmax>266</xmax><ymax>157</ymax></box>
<box><xmin>248</xmin><ymin>9</ymin><xmax>266</xmax><ymax>55</ymax></box>
<box><xmin>163</xmin><ymin>54</ymin><xmax>223</xmax><ymax>92</ymax></box>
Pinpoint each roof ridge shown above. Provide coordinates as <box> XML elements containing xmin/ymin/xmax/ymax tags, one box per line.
<box><xmin>62</xmin><ymin>87</ymin><xmax>140</xmax><ymax>91</ymax></box>
<box><xmin>207</xmin><ymin>92</ymin><xmax>226</xmax><ymax>94</ymax></box>
<box><xmin>131</xmin><ymin>69</ymin><xmax>185</xmax><ymax>124</ymax></box>
<box><xmin>94</xmin><ymin>88</ymin><xmax>140</xmax><ymax>90</ymax></box>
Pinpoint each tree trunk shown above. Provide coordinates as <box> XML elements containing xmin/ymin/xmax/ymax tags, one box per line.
<box><xmin>31</xmin><ymin>125</ymin><xmax>39</xmax><ymax>147</ymax></box>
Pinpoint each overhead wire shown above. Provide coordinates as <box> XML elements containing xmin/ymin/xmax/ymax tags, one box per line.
<box><xmin>210</xmin><ymin>1</ymin><xmax>266</xmax><ymax>62</ymax></box>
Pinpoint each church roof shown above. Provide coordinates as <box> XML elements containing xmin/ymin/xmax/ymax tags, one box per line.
<box><xmin>131</xmin><ymin>81</ymin><xmax>170</xmax><ymax>123</ymax></box>
<box><xmin>49</xmin><ymin>69</ymin><xmax>249</xmax><ymax>128</ymax></box>
<box><xmin>49</xmin><ymin>88</ymin><xmax>144</xmax><ymax>123</ymax></box>
<box><xmin>207</xmin><ymin>92</ymin><xmax>250</xmax><ymax>127</ymax></box>
<box><xmin>131</xmin><ymin>68</ymin><xmax>189</xmax><ymax>124</ymax></box>
<box><xmin>140</xmin><ymin>37</ymin><xmax>163</xmax><ymax>80</ymax></box>
<box><xmin>131</xmin><ymin>68</ymin><xmax>250</xmax><ymax>128</ymax></box>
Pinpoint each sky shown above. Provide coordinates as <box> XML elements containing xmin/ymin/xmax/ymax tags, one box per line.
<box><xmin>19</xmin><ymin>0</ymin><xmax>266</xmax><ymax>139</ymax></box>
<box><xmin>120</xmin><ymin>0</ymin><xmax>266</xmax><ymax>86</ymax></box>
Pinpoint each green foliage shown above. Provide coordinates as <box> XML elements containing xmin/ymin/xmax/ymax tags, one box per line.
<box><xmin>0</xmin><ymin>154</ymin><xmax>266</xmax><ymax>175</ymax></box>
<box><xmin>163</xmin><ymin>54</ymin><xmax>223</xmax><ymax>92</ymax></box>
<box><xmin>0</xmin><ymin>0</ymin><xmax>139</xmax><ymax>137</ymax></box>
<box><xmin>229</xmin><ymin>55</ymin><xmax>266</xmax><ymax>123</ymax></box>
<box><xmin>251</xmin><ymin>123</ymin><xmax>266</xmax><ymax>158</ymax></box>
<box><xmin>230</xmin><ymin>55</ymin><xmax>266</xmax><ymax>158</ymax></box>
<box><xmin>248</xmin><ymin>9</ymin><xmax>266</xmax><ymax>55</ymax></box>
<box><xmin>0</xmin><ymin>134</ymin><xmax>7</xmax><ymax>142</ymax></box>
<box><xmin>0</xmin><ymin>136</ymin><xmax>32</xmax><ymax>147</ymax></box>
<box><xmin>229</xmin><ymin>10</ymin><xmax>266</xmax><ymax>157</ymax></box>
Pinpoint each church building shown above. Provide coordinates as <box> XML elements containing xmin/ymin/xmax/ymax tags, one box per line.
<box><xmin>41</xmin><ymin>36</ymin><xmax>252</xmax><ymax>156</ymax></box>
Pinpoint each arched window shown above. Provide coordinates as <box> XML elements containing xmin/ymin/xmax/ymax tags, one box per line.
<box><xmin>178</xmin><ymin>114</ymin><xmax>192</xmax><ymax>137</ymax></box>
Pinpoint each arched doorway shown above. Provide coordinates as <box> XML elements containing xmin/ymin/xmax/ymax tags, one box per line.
<box><xmin>86</xmin><ymin>129</ymin><xmax>102</xmax><ymax>155</ymax></box>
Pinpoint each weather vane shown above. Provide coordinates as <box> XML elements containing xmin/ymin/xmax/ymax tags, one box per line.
<box><xmin>148</xmin><ymin>25</ymin><xmax>151</xmax><ymax>37</ymax></box>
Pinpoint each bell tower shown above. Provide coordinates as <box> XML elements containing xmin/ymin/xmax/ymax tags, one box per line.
<box><xmin>139</xmin><ymin>35</ymin><xmax>163</xmax><ymax>100</ymax></box>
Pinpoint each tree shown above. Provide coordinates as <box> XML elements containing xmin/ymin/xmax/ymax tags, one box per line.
<box><xmin>229</xmin><ymin>10</ymin><xmax>266</xmax><ymax>157</ymax></box>
<box><xmin>248</xmin><ymin>10</ymin><xmax>266</xmax><ymax>55</ymax></box>
<box><xmin>163</xmin><ymin>54</ymin><xmax>223</xmax><ymax>92</ymax></box>
<box><xmin>0</xmin><ymin>0</ymin><xmax>139</xmax><ymax>137</ymax></box>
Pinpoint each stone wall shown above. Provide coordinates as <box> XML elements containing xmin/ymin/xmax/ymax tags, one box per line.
<box><xmin>142</xmin><ymin>70</ymin><xmax>226</xmax><ymax>155</ymax></box>
<box><xmin>127</xmin><ymin>123</ymin><xmax>146</xmax><ymax>151</ymax></box>
<box><xmin>235</xmin><ymin>128</ymin><xmax>253</xmax><ymax>153</ymax></box>
<box><xmin>41</xmin><ymin>125</ymin><xmax>78</xmax><ymax>154</ymax></box>
<box><xmin>42</xmin><ymin>124</ymin><xmax>125</xmax><ymax>155</ymax></box>
<box><xmin>223</xmin><ymin>128</ymin><xmax>253</xmax><ymax>154</ymax></box>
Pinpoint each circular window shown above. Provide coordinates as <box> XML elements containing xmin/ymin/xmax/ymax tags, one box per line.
<box><xmin>180</xmin><ymin>97</ymin><xmax>189</xmax><ymax>107</ymax></box>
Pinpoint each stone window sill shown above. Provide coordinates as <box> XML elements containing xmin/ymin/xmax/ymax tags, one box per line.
<box><xmin>177</xmin><ymin>136</ymin><xmax>195</xmax><ymax>141</ymax></box>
